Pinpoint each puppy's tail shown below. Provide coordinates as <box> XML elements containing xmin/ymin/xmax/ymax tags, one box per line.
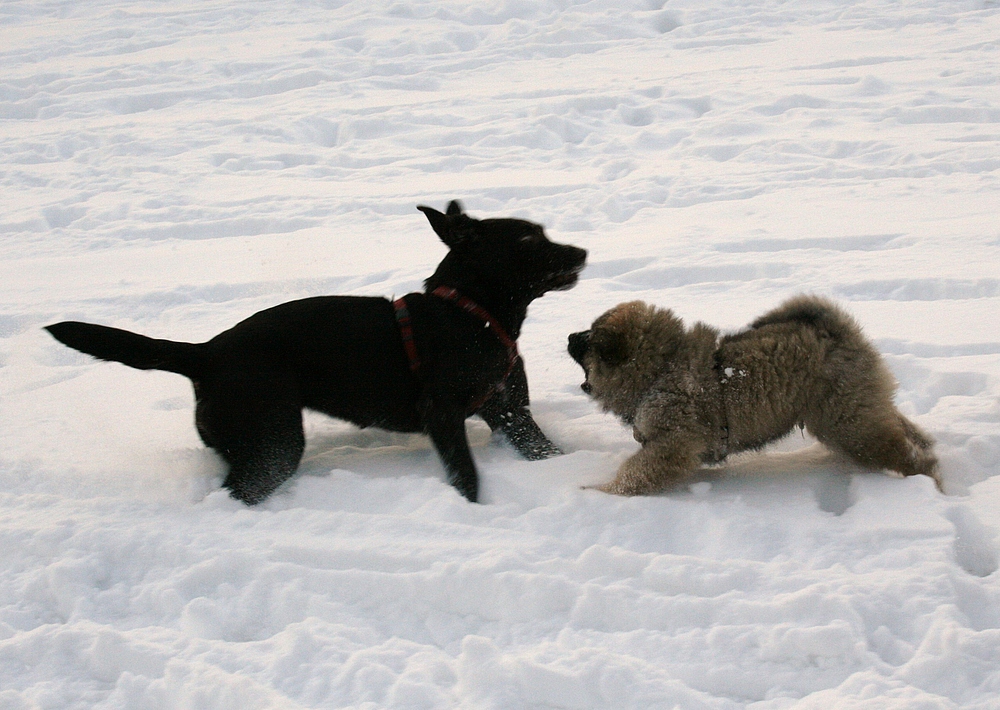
<box><xmin>750</xmin><ymin>294</ymin><xmax>861</xmax><ymax>342</ymax></box>
<box><xmin>45</xmin><ymin>321</ymin><xmax>205</xmax><ymax>379</ymax></box>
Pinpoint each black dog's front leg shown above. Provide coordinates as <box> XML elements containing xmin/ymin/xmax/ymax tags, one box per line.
<box><xmin>422</xmin><ymin>402</ymin><xmax>479</xmax><ymax>502</ymax></box>
<box><xmin>479</xmin><ymin>358</ymin><xmax>563</xmax><ymax>461</ymax></box>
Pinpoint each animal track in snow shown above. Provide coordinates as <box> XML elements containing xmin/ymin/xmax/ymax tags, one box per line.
<box><xmin>837</xmin><ymin>277</ymin><xmax>1000</xmax><ymax>302</ymax></box>
<box><xmin>897</xmin><ymin>369</ymin><xmax>989</xmax><ymax>416</ymax></box>
<box><xmin>877</xmin><ymin>339</ymin><xmax>1000</xmax><ymax>357</ymax></box>
<box><xmin>715</xmin><ymin>233</ymin><xmax>904</xmax><ymax>253</ymax></box>
<box><xmin>581</xmin><ymin>257</ymin><xmax>657</xmax><ymax>279</ymax></box>
<box><xmin>752</xmin><ymin>94</ymin><xmax>831</xmax><ymax>116</ymax></box>
<box><xmin>609</xmin><ymin>262</ymin><xmax>793</xmax><ymax>290</ymax></box>
<box><xmin>813</xmin><ymin>470</ymin><xmax>856</xmax><ymax>516</ymax></box>
<box><xmin>946</xmin><ymin>507</ymin><xmax>999</xmax><ymax>578</ymax></box>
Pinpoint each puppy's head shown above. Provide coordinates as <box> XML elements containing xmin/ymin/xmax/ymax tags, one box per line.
<box><xmin>418</xmin><ymin>201</ymin><xmax>587</xmax><ymax>302</ymax></box>
<box><xmin>568</xmin><ymin>301</ymin><xmax>685</xmax><ymax>421</ymax></box>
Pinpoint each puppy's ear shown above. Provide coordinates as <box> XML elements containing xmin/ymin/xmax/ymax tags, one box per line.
<box><xmin>417</xmin><ymin>202</ymin><xmax>475</xmax><ymax>248</ymax></box>
<box><xmin>590</xmin><ymin>327</ymin><xmax>629</xmax><ymax>367</ymax></box>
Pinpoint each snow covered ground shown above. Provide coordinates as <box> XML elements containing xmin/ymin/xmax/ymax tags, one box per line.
<box><xmin>2</xmin><ymin>0</ymin><xmax>999</xmax><ymax>707</ymax></box>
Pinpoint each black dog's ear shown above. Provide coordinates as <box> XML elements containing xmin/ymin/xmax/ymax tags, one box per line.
<box><xmin>416</xmin><ymin>204</ymin><xmax>447</xmax><ymax>233</ymax></box>
<box><xmin>590</xmin><ymin>328</ymin><xmax>629</xmax><ymax>367</ymax></box>
<box><xmin>417</xmin><ymin>201</ymin><xmax>476</xmax><ymax>248</ymax></box>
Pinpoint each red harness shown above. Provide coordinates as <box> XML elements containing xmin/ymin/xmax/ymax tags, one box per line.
<box><xmin>393</xmin><ymin>286</ymin><xmax>521</xmax><ymax>408</ymax></box>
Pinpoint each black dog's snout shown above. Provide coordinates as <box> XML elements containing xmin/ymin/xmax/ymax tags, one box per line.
<box><xmin>568</xmin><ymin>330</ymin><xmax>591</xmax><ymax>365</ymax></box>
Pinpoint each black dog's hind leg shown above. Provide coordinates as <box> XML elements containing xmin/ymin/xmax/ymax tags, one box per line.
<box><xmin>195</xmin><ymin>374</ymin><xmax>305</xmax><ymax>505</ymax></box>
<box><xmin>479</xmin><ymin>359</ymin><xmax>562</xmax><ymax>460</ymax></box>
<box><xmin>221</xmin><ymin>423</ymin><xmax>305</xmax><ymax>505</ymax></box>
<box><xmin>422</xmin><ymin>403</ymin><xmax>479</xmax><ymax>502</ymax></box>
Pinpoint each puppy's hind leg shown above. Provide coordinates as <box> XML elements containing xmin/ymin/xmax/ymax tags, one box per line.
<box><xmin>196</xmin><ymin>374</ymin><xmax>306</xmax><ymax>505</ymax></box>
<box><xmin>809</xmin><ymin>408</ymin><xmax>941</xmax><ymax>492</ymax></box>
<box><xmin>897</xmin><ymin>413</ymin><xmax>942</xmax><ymax>491</ymax></box>
<box><xmin>479</xmin><ymin>359</ymin><xmax>562</xmax><ymax>460</ymax></box>
<box><xmin>594</xmin><ymin>438</ymin><xmax>704</xmax><ymax>496</ymax></box>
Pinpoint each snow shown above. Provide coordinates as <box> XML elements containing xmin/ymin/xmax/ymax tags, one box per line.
<box><xmin>1</xmin><ymin>0</ymin><xmax>999</xmax><ymax>707</ymax></box>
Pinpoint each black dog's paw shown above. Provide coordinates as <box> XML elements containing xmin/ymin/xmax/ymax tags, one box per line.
<box><xmin>447</xmin><ymin>471</ymin><xmax>479</xmax><ymax>503</ymax></box>
<box><xmin>521</xmin><ymin>439</ymin><xmax>564</xmax><ymax>461</ymax></box>
<box><xmin>497</xmin><ymin>414</ymin><xmax>564</xmax><ymax>460</ymax></box>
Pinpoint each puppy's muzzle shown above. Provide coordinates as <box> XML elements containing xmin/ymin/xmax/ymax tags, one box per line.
<box><xmin>567</xmin><ymin>330</ymin><xmax>591</xmax><ymax>365</ymax></box>
<box><xmin>567</xmin><ymin>330</ymin><xmax>593</xmax><ymax>394</ymax></box>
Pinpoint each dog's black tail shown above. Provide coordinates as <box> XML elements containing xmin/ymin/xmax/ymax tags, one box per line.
<box><xmin>45</xmin><ymin>321</ymin><xmax>205</xmax><ymax>379</ymax></box>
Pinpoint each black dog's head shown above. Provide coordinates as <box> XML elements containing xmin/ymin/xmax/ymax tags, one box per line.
<box><xmin>418</xmin><ymin>201</ymin><xmax>587</xmax><ymax>305</ymax></box>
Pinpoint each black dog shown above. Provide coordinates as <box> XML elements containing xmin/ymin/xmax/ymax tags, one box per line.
<box><xmin>45</xmin><ymin>201</ymin><xmax>587</xmax><ymax>504</ymax></box>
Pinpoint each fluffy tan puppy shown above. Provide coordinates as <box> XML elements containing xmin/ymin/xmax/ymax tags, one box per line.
<box><xmin>567</xmin><ymin>295</ymin><xmax>941</xmax><ymax>495</ymax></box>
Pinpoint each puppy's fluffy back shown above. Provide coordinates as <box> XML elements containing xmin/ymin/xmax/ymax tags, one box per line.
<box><xmin>749</xmin><ymin>294</ymin><xmax>862</xmax><ymax>343</ymax></box>
<box><xmin>720</xmin><ymin>295</ymin><xmax>898</xmax><ymax>448</ymax></box>
<box><xmin>747</xmin><ymin>295</ymin><xmax>891</xmax><ymax>394</ymax></box>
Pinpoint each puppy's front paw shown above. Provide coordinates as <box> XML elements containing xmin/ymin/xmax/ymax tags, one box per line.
<box><xmin>582</xmin><ymin>481</ymin><xmax>629</xmax><ymax>495</ymax></box>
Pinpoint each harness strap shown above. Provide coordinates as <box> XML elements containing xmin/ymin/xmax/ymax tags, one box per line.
<box><xmin>393</xmin><ymin>287</ymin><xmax>522</xmax><ymax>410</ymax></box>
<box><xmin>430</xmin><ymin>285</ymin><xmax>518</xmax><ymax>353</ymax></box>
<box><xmin>393</xmin><ymin>296</ymin><xmax>421</xmax><ymax>373</ymax></box>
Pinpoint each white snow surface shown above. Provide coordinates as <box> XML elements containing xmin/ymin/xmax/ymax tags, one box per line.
<box><xmin>2</xmin><ymin>1</ymin><xmax>1000</xmax><ymax>707</ymax></box>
